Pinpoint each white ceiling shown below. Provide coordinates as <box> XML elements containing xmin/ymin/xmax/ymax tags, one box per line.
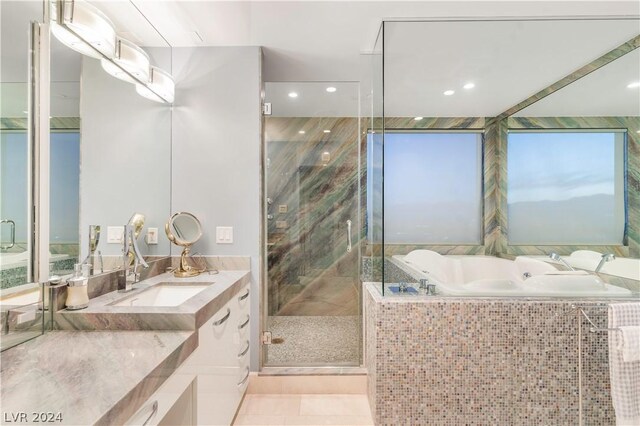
<box><xmin>265</xmin><ymin>82</ymin><xmax>359</xmax><ymax>117</ymax></box>
<box><xmin>2</xmin><ymin>1</ymin><xmax>640</xmax><ymax>119</ymax></box>
<box><xmin>383</xmin><ymin>19</ymin><xmax>640</xmax><ymax>117</ymax></box>
<box><xmin>128</xmin><ymin>0</ymin><xmax>640</xmax><ymax>82</ymax></box>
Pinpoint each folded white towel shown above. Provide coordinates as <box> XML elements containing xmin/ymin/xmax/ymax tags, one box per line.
<box><xmin>544</xmin><ymin>270</ymin><xmax>590</xmax><ymax>276</ymax></box>
<box><xmin>617</xmin><ymin>326</ymin><xmax>640</xmax><ymax>363</ymax></box>
<box><xmin>609</xmin><ymin>303</ymin><xmax>640</xmax><ymax>425</ymax></box>
<box><xmin>617</xmin><ymin>415</ymin><xmax>640</xmax><ymax>426</ymax></box>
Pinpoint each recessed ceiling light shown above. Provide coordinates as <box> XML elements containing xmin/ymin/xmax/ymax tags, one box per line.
<box><xmin>444</xmin><ymin>90</ymin><xmax>455</xmax><ymax>96</ymax></box>
<box><xmin>299</xmin><ymin>130</ymin><xmax>305</xmax><ymax>134</ymax></box>
<box><xmin>463</xmin><ymin>83</ymin><xmax>475</xmax><ymax>90</ymax></box>
<box><xmin>627</xmin><ymin>82</ymin><xmax>640</xmax><ymax>89</ymax></box>
<box><xmin>323</xmin><ymin>129</ymin><xmax>331</xmax><ymax>133</ymax></box>
<box><xmin>637</xmin><ymin>130</ymin><xmax>640</xmax><ymax>133</ymax></box>
<box><xmin>326</xmin><ymin>87</ymin><xmax>337</xmax><ymax>93</ymax></box>
<box><xmin>414</xmin><ymin>117</ymin><xmax>423</xmax><ymax>121</ymax></box>
<box><xmin>288</xmin><ymin>92</ymin><xmax>298</xmax><ymax>98</ymax></box>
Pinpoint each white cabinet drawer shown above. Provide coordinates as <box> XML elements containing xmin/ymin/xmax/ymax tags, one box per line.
<box><xmin>196</xmin><ymin>366</ymin><xmax>250</xmax><ymax>426</ymax></box>
<box><xmin>184</xmin><ymin>299</ymin><xmax>237</xmax><ymax>368</ymax></box>
<box><xmin>125</xmin><ymin>372</ymin><xmax>196</xmax><ymax>426</ymax></box>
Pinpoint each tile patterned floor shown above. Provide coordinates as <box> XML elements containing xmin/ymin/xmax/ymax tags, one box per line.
<box><xmin>265</xmin><ymin>316</ymin><xmax>361</xmax><ymax>366</ymax></box>
<box><xmin>233</xmin><ymin>394</ymin><xmax>374</xmax><ymax>425</ymax></box>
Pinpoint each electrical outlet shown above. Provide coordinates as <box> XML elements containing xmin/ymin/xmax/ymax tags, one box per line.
<box><xmin>278</xmin><ymin>204</ymin><xmax>288</xmax><ymax>213</ymax></box>
<box><xmin>276</xmin><ymin>221</ymin><xmax>288</xmax><ymax>229</ymax></box>
<box><xmin>216</xmin><ymin>226</ymin><xmax>233</xmax><ymax>244</ymax></box>
<box><xmin>146</xmin><ymin>227</ymin><xmax>158</xmax><ymax>244</ymax></box>
<box><xmin>107</xmin><ymin>226</ymin><xmax>124</xmax><ymax>243</ymax></box>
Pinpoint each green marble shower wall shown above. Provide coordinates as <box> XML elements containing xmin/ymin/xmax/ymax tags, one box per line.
<box><xmin>265</xmin><ymin>116</ymin><xmax>361</xmax><ymax>316</ymax></box>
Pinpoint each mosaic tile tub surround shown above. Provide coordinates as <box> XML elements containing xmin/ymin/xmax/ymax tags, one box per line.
<box><xmin>364</xmin><ymin>284</ymin><xmax>624</xmax><ymax>425</ymax></box>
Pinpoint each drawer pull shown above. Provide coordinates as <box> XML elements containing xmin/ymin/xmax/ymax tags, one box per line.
<box><xmin>238</xmin><ymin>315</ymin><xmax>250</xmax><ymax>330</ymax></box>
<box><xmin>212</xmin><ymin>308</ymin><xmax>231</xmax><ymax>326</ymax></box>
<box><xmin>238</xmin><ymin>288</ymin><xmax>250</xmax><ymax>301</ymax></box>
<box><xmin>142</xmin><ymin>400</ymin><xmax>158</xmax><ymax>426</ymax></box>
<box><xmin>237</xmin><ymin>367</ymin><xmax>250</xmax><ymax>386</ymax></box>
<box><xmin>238</xmin><ymin>340</ymin><xmax>250</xmax><ymax>357</ymax></box>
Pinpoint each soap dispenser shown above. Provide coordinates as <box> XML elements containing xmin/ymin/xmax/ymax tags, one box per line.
<box><xmin>65</xmin><ymin>263</ymin><xmax>89</xmax><ymax>310</ymax></box>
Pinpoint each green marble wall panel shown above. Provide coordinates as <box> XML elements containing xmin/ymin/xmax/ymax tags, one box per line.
<box><xmin>265</xmin><ymin>117</ymin><xmax>361</xmax><ymax>316</ymax></box>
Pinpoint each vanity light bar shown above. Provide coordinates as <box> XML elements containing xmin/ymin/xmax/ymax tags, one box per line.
<box><xmin>136</xmin><ymin>67</ymin><xmax>175</xmax><ymax>104</ymax></box>
<box><xmin>51</xmin><ymin>0</ymin><xmax>116</xmax><ymax>59</ymax></box>
<box><xmin>50</xmin><ymin>0</ymin><xmax>175</xmax><ymax>104</ymax></box>
<box><xmin>101</xmin><ymin>38</ymin><xmax>151</xmax><ymax>84</ymax></box>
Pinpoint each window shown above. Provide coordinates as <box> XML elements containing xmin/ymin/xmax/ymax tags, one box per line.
<box><xmin>507</xmin><ymin>130</ymin><xmax>626</xmax><ymax>245</ymax></box>
<box><xmin>368</xmin><ymin>131</ymin><xmax>483</xmax><ymax>244</ymax></box>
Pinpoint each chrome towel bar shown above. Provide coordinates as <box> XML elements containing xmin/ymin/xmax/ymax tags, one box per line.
<box><xmin>570</xmin><ymin>304</ymin><xmax>622</xmax><ymax>333</ymax></box>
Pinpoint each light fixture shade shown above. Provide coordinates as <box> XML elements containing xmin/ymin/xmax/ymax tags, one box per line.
<box><xmin>136</xmin><ymin>67</ymin><xmax>175</xmax><ymax>104</ymax></box>
<box><xmin>51</xmin><ymin>0</ymin><xmax>116</xmax><ymax>59</ymax></box>
<box><xmin>101</xmin><ymin>38</ymin><xmax>150</xmax><ymax>83</ymax></box>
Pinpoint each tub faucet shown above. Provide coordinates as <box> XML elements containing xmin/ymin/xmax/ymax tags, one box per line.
<box><xmin>595</xmin><ymin>253</ymin><xmax>615</xmax><ymax>273</ymax></box>
<box><xmin>118</xmin><ymin>224</ymin><xmax>149</xmax><ymax>293</ymax></box>
<box><xmin>548</xmin><ymin>252</ymin><xmax>575</xmax><ymax>271</ymax></box>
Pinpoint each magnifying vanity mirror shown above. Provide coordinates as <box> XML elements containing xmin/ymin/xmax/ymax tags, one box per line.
<box><xmin>165</xmin><ymin>212</ymin><xmax>205</xmax><ymax>278</ymax></box>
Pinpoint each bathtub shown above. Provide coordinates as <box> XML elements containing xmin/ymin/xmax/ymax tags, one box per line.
<box><xmin>391</xmin><ymin>250</ymin><xmax>633</xmax><ymax>297</ymax></box>
<box><xmin>567</xmin><ymin>250</ymin><xmax>640</xmax><ymax>281</ymax></box>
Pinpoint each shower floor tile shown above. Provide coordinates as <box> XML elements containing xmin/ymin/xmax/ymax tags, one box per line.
<box><xmin>266</xmin><ymin>315</ymin><xmax>361</xmax><ymax>366</ymax></box>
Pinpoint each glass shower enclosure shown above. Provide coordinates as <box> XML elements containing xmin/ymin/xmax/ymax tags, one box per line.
<box><xmin>262</xmin><ymin>82</ymin><xmax>362</xmax><ymax>367</ymax></box>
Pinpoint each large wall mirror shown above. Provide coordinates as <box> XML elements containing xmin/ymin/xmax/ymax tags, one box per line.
<box><xmin>49</xmin><ymin>1</ymin><xmax>173</xmax><ymax>277</ymax></box>
<box><xmin>507</xmin><ymin>41</ymin><xmax>639</xmax><ymax>282</ymax></box>
<box><xmin>1</xmin><ymin>0</ymin><xmax>46</xmax><ymax>351</ymax></box>
<box><xmin>1</xmin><ymin>0</ymin><xmax>173</xmax><ymax>351</ymax></box>
<box><xmin>374</xmin><ymin>17</ymin><xmax>639</xmax><ymax>293</ymax></box>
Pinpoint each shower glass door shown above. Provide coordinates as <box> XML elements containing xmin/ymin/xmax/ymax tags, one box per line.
<box><xmin>263</xmin><ymin>82</ymin><xmax>362</xmax><ymax>367</ymax></box>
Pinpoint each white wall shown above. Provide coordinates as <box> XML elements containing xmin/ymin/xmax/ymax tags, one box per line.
<box><xmin>80</xmin><ymin>57</ymin><xmax>172</xmax><ymax>259</ymax></box>
<box><xmin>171</xmin><ymin>47</ymin><xmax>262</xmax><ymax>370</ymax></box>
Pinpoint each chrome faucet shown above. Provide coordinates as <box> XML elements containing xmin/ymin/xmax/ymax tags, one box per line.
<box><xmin>118</xmin><ymin>224</ymin><xmax>149</xmax><ymax>292</ymax></box>
<box><xmin>595</xmin><ymin>253</ymin><xmax>615</xmax><ymax>273</ymax></box>
<box><xmin>548</xmin><ymin>252</ymin><xmax>575</xmax><ymax>271</ymax></box>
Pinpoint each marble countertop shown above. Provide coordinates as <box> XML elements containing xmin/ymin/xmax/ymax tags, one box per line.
<box><xmin>0</xmin><ymin>330</ymin><xmax>197</xmax><ymax>426</ymax></box>
<box><xmin>56</xmin><ymin>270</ymin><xmax>250</xmax><ymax>331</ymax></box>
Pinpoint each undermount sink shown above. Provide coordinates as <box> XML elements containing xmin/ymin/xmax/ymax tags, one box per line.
<box><xmin>110</xmin><ymin>282</ymin><xmax>212</xmax><ymax>307</ymax></box>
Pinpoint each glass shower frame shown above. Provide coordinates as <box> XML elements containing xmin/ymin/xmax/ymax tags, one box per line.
<box><xmin>261</xmin><ymin>81</ymin><xmax>364</xmax><ymax>370</ymax></box>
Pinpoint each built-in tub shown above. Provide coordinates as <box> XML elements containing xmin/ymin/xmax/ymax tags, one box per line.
<box><xmin>392</xmin><ymin>250</ymin><xmax>633</xmax><ymax>297</ymax></box>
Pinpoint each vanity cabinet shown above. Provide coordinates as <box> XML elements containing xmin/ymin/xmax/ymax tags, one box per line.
<box><xmin>124</xmin><ymin>282</ymin><xmax>251</xmax><ymax>426</ymax></box>
<box><xmin>179</xmin><ymin>283</ymin><xmax>251</xmax><ymax>425</ymax></box>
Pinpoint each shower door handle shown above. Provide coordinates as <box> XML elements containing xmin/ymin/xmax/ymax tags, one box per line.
<box><xmin>346</xmin><ymin>220</ymin><xmax>352</xmax><ymax>253</ymax></box>
<box><xmin>0</xmin><ymin>219</ymin><xmax>15</xmax><ymax>250</ymax></box>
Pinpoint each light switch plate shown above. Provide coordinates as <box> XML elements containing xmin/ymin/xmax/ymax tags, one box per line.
<box><xmin>146</xmin><ymin>227</ymin><xmax>158</xmax><ymax>244</ymax></box>
<box><xmin>107</xmin><ymin>226</ymin><xmax>124</xmax><ymax>244</ymax></box>
<box><xmin>278</xmin><ymin>204</ymin><xmax>288</xmax><ymax>213</ymax></box>
<box><xmin>216</xmin><ymin>226</ymin><xmax>233</xmax><ymax>244</ymax></box>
